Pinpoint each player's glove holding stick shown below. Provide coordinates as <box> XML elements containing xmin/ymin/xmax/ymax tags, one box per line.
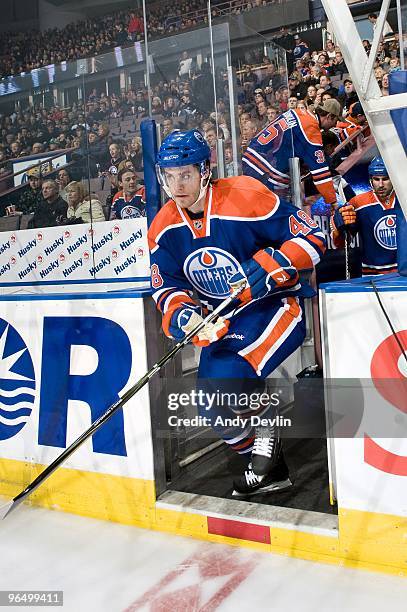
<box><xmin>228</xmin><ymin>247</ymin><xmax>299</xmax><ymax>305</ymax></box>
<box><xmin>169</xmin><ymin>304</ymin><xmax>230</xmax><ymax>347</ymax></box>
<box><xmin>330</xmin><ymin>204</ymin><xmax>357</xmax><ymax>236</ymax></box>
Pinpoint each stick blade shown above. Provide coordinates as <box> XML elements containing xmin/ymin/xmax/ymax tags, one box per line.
<box><xmin>0</xmin><ymin>499</ymin><xmax>18</xmax><ymax>520</ymax></box>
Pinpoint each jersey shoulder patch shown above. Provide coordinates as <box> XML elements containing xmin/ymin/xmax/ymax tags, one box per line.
<box><xmin>112</xmin><ymin>190</ymin><xmax>123</xmax><ymax>204</ymax></box>
<box><xmin>350</xmin><ymin>190</ymin><xmax>376</xmax><ymax>210</ymax></box>
<box><xmin>295</xmin><ymin>109</ymin><xmax>322</xmax><ymax>146</ymax></box>
<box><xmin>148</xmin><ymin>199</ymin><xmax>183</xmax><ymax>249</ymax></box>
<box><xmin>212</xmin><ymin>176</ymin><xmax>279</xmax><ymax>219</ymax></box>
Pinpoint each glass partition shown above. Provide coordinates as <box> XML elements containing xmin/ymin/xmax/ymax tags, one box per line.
<box><xmin>0</xmin><ymin>4</ymin><xmax>292</xmax><ymax>286</ymax></box>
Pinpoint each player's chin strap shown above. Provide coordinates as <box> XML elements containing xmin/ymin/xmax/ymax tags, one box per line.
<box><xmin>0</xmin><ymin>283</ymin><xmax>245</xmax><ymax>521</ymax></box>
<box><xmin>156</xmin><ymin>163</ymin><xmax>212</xmax><ymax>208</ymax></box>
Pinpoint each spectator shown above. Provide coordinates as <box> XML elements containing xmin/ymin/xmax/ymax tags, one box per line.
<box><xmin>260</xmin><ymin>61</ymin><xmax>278</xmax><ymax>90</ymax></box>
<box><xmin>10</xmin><ymin>141</ymin><xmax>23</xmax><ymax>158</ymax></box>
<box><xmin>177</xmin><ymin>93</ymin><xmax>197</xmax><ymax>126</ymax></box>
<box><xmin>292</xmin><ymin>34</ymin><xmax>310</xmax><ymax>62</ymax></box>
<box><xmin>315</xmin><ymin>53</ymin><xmax>329</xmax><ymax>75</ymax></box>
<box><xmin>16</xmin><ymin>167</ymin><xmax>43</xmax><ymax>214</ymax></box>
<box><xmin>338</xmin><ymin>78</ymin><xmax>358</xmax><ymax>113</ymax></box>
<box><xmin>107</xmin><ymin>142</ymin><xmax>124</xmax><ymax>173</ymax></box>
<box><xmin>389</xmin><ymin>57</ymin><xmax>401</xmax><ymax>72</ymax></box>
<box><xmin>288</xmin><ymin>71</ymin><xmax>308</xmax><ymax>99</ymax></box>
<box><xmin>381</xmin><ymin>72</ymin><xmax>390</xmax><ymax>96</ymax></box>
<box><xmin>305</xmin><ymin>84</ymin><xmax>317</xmax><ymax>107</ymax></box>
<box><xmin>66</xmin><ymin>181</ymin><xmax>105</xmax><ymax>223</ymax></box>
<box><xmin>178</xmin><ymin>51</ymin><xmax>194</xmax><ymax>77</ymax></box>
<box><xmin>224</xmin><ymin>143</ymin><xmax>235</xmax><ymax>177</ymax></box>
<box><xmin>32</xmin><ymin>142</ymin><xmax>45</xmax><ymax>155</ymax></box>
<box><xmin>125</xmin><ymin>136</ymin><xmax>144</xmax><ymax>171</ymax></box>
<box><xmin>56</xmin><ymin>168</ymin><xmax>73</xmax><ymax>201</ymax></box>
<box><xmin>266</xmin><ymin>106</ymin><xmax>278</xmax><ymax>122</ymax></box>
<box><xmin>255</xmin><ymin>100</ymin><xmax>269</xmax><ymax>126</ymax></box>
<box><xmin>240</xmin><ymin>118</ymin><xmax>258</xmax><ymax>151</ymax></box>
<box><xmin>275</xmin><ymin>26</ymin><xmax>295</xmax><ymax>70</ymax></box>
<box><xmin>115</xmin><ymin>23</ymin><xmax>129</xmax><ymax>46</ymax></box>
<box><xmin>33</xmin><ymin>179</ymin><xmax>67</xmax><ymax>228</ymax></box>
<box><xmin>325</xmin><ymin>40</ymin><xmax>336</xmax><ymax>60</ymax></box>
<box><xmin>253</xmin><ymin>88</ymin><xmax>266</xmax><ymax>106</ymax></box>
<box><xmin>368</xmin><ymin>13</ymin><xmax>393</xmax><ymax>39</ymax></box>
<box><xmin>288</xmin><ymin>96</ymin><xmax>298</xmax><ymax>109</ymax></box>
<box><xmin>319</xmin><ymin>75</ymin><xmax>339</xmax><ymax>98</ymax></box>
<box><xmin>204</xmin><ymin>126</ymin><xmax>218</xmax><ymax>167</ymax></box>
<box><xmin>110</xmin><ymin>168</ymin><xmax>146</xmax><ymax>219</ymax></box>
<box><xmin>128</xmin><ymin>12</ymin><xmax>143</xmax><ymax>41</ymax></box>
<box><xmin>328</xmin><ymin>51</ymin><xmax>348</xmax><ymax>78</ymax></box>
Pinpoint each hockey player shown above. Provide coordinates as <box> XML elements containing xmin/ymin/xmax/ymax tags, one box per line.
<box><xmin>242</xmin><ymin>99</ymin><xmax>341</xmax><ymax>210</ymax></box>
<box><xmin>110</xmin><ymin>168</ymin><xmax>146</xmax><ymax>219</ymax></box>
<box><xmin>331</xmin><ymin>156</ymin><xmax>399</xmax><ymax>275</ymax></box>
<box><xmin>149</xmin><ymin>130</ymin><xmax>326</xmax><ymax>496</ymax></box>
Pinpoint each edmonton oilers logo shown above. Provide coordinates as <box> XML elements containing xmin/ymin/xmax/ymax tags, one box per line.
<box><xmin>0</xmin><ymin>319</ymin><xmax>35</xmax><ymax>441</ymax></box>
<box><xmin>184</xmin><ymin>247</ymin><xmax>241</xmax><ymax>298</ymax></box>
<box><xmin>374</xmin><ymin>215</ymin><xmax>397</xmax><ymax>250</ymax></box>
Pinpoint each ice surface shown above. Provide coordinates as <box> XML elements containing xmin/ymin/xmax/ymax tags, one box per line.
<box><xmin>0</xmin><ymin>498</ymin><xmax>405</xmax><ymax>612</ymax></box>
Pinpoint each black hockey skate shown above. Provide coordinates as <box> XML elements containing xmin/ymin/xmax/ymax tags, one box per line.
<box><xmin>251</xmin><ymin>425</ymin><xmax>281</xmax><ymax>478</ymax></box>
<box><xmin>232</xmin><ymin>453</ymin><xmax>292</xmax><ymax>498</ymax></box>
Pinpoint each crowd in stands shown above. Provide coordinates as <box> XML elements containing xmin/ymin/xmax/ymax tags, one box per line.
<box><xmin>0</xmin><ymin>10</ymin><xmax>403</xmax><ymax>228</ymax></box>
<box><xmin>0</xmin><ymin>0</ymin><xmax>282</xmax><ymax>79</ymax></box>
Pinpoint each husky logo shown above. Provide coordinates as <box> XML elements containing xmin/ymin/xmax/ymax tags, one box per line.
<box><xmin>37</xmin><ymin>255</ymin><xmax>43</xmax><ymax>265</ymax></box>
<box><xmin>184</xmin><ymin>248</ymin><xmax>241</xmax><ymax>298</ymax></box>
<box><xmin>374</xmin><ymin>215</ymin><xmax>397</xmax><ymax>250</ymax></box>
<box><xmin>10</xmin><ymin>234</ymin><xmax>16</xmax><ymax>244</ymax></box>
<box><xmin>83</xmin><ymin>251</ymin><xmax>90</xmax><ymax>261</ymax></box>
<box><xmin>113</xmin><ymin>225</ymin><xmax>120</xmax><ymax>235</ymax></box>
<box><xmin>0</xmin><ymin>319</ymin><xmax>35</xmax><ymax>441</ymax></box>
<box><xmin>37</xmin><ymin>232</ymin><xmax>43</xmax><ymax>242</ymax></box>
<box><xmin>112</xmin><ymin>249</ymin><xmax>118</xmax><ymax>259</ymax></box>
<box><xmin>64</xmin><ymin>230</ymin><xmax>71</xmax><ymax>240</ymax></box>
<box><xmin>10</xmin><ymin>257</ymin><xmax>16</xmax><ymax>266</ymax></box>
<box><xmin>59</xmin><ymin>253</ymin><xmax>66</xmax><ymax>263</ymax></box>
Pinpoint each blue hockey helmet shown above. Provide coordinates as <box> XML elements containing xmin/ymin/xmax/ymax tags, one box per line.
<box><xmin>156</xmin><ymin>130</ymin><xmax>210</xmax><ymax>168</ymax></box>
<box><xmin>368</xmin><ymin>156</ymin><xmax>389</xmax><ymax>178</ymax></box>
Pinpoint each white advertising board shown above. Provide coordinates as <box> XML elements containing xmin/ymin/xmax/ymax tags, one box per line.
<box><xmin>0</xmin><ymin>218</ymin><xmax>150</xmax><ymax>288</ymax></box>
<box><xmin>322</xmin><ymin>279</ymin><xmax>407</xmax><ymax>517</ymax></box>
<box><xmin>0</xmin><ymin>292</ymin><xmax>154</xmax><ymax>480</ymax></box>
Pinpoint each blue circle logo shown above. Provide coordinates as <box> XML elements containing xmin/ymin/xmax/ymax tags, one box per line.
<box><xmin>0</xmin><ymin>319</ymin><xmax>35</xmax><ymax>441</ymax></box>
<box><xmin>374</xmin><ymin>215</ymin><xmax>397</xmax><ymax>250</ymax></box>
<box><xmin>183</xmin><ymin>247</ymin><xmax>241</xmax><ymax>298</ymax></box>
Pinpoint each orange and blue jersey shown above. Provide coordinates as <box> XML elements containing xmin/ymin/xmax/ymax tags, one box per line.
<box><xmin>148</xmin><ymin>176</ymin><xmax>326</xmax><ymax>377</ymax></box>
<box><xmin>332</xmin><ymin>189</ymin><xmax>399</xmax><ymax>275</ymax></box>
<box><xmin>242</xmin><ymin>108</ymin><xmax>337</xmax><ymax>205</ymax></box>
<box><xmin>111</xmin><ymin>188</ymin><xmax>146</xmax><ymax>219</ymax></box>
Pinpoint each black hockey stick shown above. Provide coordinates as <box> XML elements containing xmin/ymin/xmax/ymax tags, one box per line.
<box><xmin>0</xmin><ymin>287</ymin><xmax>243</xmax><ymax>520</ymax></box>
<box><xmin>370</xmin><ymin>279</ymin><xmax>407</xmax><ymax>365</ymax></box>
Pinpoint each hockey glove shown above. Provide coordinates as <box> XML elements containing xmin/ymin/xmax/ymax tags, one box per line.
<box><xmin>228</xmin><ymin>248</ymin><xmax>299</xmax><ymax>305</ymax></box>
<box><xmin>331</xmin><ymin>204</ymin><xmax>357</xmax><ymax>236</ymax></box>
<box><xmin>169</xmin><ymin>306</ymin><xmax>230</xmax><ymax>347</ymax></box>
